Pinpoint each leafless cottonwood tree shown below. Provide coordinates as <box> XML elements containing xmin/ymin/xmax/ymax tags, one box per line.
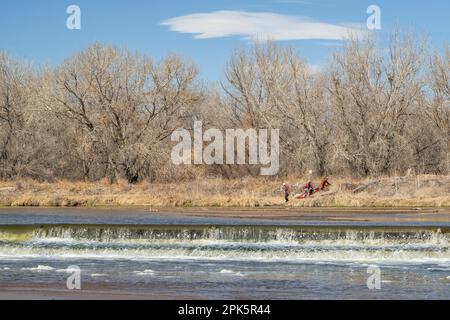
<box><xmin>39</xmin><ymin>44</ymin><xmax>202</xmax><ymax>183</ymax></box>
<box><xmin>426</xmin><ymin>46</ymin><xmax>450</xmax><ymax>173</ymax></box>
<box><xmin>329</xmin><ymin>34</ymin><xmax>427</xmax><ymax>176</ymax></box>
<box><xmin>274</xmin><ymin>50</ymin><xmax>332</xmax><ymax>176</ymax></box>
<box><xmin>0</xmin><ymin>53</ymin><xmax>29</xmax><ymax>178</ymax></box>
<box><xmin>221</xmin><ymin>43</ymin><xmax>332</xmax><ymax>176</ymax></box>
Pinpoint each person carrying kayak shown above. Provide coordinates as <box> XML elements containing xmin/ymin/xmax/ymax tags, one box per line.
<box><xmin>320</xmin><ymin>177</ymin><xmax>331</xmax><ymax>191</ymax></box>
<box><xmin>304</xmin><ymin>181</ymin><xmax>314</xmax><ymax>197</ymax></box>
<box><xmin>282</xmin><ymin>182</ymin><xmax>291</xmax><ymax>203</ymax></box>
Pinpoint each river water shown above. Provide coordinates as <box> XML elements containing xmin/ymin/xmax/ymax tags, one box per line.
<box><xmin>0</xmin><ymin>208</ymin><xmax>449</xmax><ymax>299</ymax></box>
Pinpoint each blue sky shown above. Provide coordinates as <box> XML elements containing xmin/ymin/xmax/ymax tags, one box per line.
<box><xmin>0</xmin><ymin>0</ymin><xmax>448</xmax><ymax>82</ymax></box>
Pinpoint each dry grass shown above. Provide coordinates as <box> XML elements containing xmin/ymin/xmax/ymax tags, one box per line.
<box><xmin>0</xmin><ymin>175</ymin><xmax>449</xmax><ymax>208</ymax></box>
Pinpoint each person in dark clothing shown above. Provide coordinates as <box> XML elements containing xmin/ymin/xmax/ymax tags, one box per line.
<box><xmin>282</xmin><ymin>183</ymin><xmax>291</xmax><ymax>203</ymax></box>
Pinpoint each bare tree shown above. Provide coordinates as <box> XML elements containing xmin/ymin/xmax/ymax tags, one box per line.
<box><xmin>43</xmin><ymin>44</ymin><xmax>202</xmax><ymax>183</ymax></box>
<box><xmin>0</xmin><ymin>53</ymin><xmax>28</xmax><ymax>178</ymax></box>
<box><xmin>329</xmin><ymin>34</ymin><xmax>426</xmax><ymax>176</ymax></box>
<box><xmin>426</xmin><ymin>45</ymin><xmax>450</xmax><ymax>173</ymax></box>
<box><xmin>223</xmin><ymin>42</ymin><xmax>333</xmax><ymax>176</ymax></box>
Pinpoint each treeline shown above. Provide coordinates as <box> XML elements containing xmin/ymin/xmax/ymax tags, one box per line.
<box><xmin>0</xmin><ymin>33</ymin><xmax>449</xmax><ymax>183</ymax></box>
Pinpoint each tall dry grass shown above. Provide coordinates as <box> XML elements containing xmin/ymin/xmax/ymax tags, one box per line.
<box><xmin>0</xmin><ymin>175</ymin><xmax>449</xmax><ymax>208</ymax></box>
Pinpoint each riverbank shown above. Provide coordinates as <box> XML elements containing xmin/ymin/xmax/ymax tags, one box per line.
<box><xmin>0</xmin><ymin>175</ymin><xmax>449</xmax><ymax>208</ymax></box>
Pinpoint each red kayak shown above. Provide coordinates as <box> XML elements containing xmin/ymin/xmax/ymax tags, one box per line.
<box><xmin>295</xmin><ymin>188</ymin><xmax>320</xmax><ymax>199</ymax></box>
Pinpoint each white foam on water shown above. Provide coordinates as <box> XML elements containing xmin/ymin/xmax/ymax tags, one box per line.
<box><xmin>0</xmin><ymin>226</ymin><xmax>448</xmax><ymax>267</ymax></box>
<box><xmin>142</xmin><ymin>269</ymin><xmax>155</xmax><ymax>273</ymax></box>
<box><xmin>133</xmin><ymin>269</ymin><xmax>156</xmax><ymax>276</ymax></box>
<box><xmin>1</xmin><ymin>246</ymin><xmax>449</xmax><ymax>266</ymax></box>
<box><xmin>90</xmin><ymin>273</ymin><xmax>108</xmax><ymax>277</ymax></box>
<box><xmin>220</xmin><ymin>269</ymin><xmax>245</xmax><ymax>277</ymax></box>
<box><xmin>220</xmin><ymin>269</ymin><xmax>233</xmax><ymax>274</ymax></box>
<box><xmin>55</xmin><ymin>269</ymin><xmax>69</xmax><ymax>273</ymax></box>
<box><xmin>24</xmin><ymin>225</ymin><xmax>449</xmax><ymax>245</ymax></box>
<box><xmin>20</xmin><ymin>265</ymin><xmax>55</xmax><ymax>271</ymax></box>
<box><xmin>427</xmin><ymin>267</ymin><xmax>450</xmax><ymax>271</ymax></box>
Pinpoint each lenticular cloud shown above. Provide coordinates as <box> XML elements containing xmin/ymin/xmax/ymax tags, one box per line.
<box><xmin>161</xmin><ymin>10</ymin><xmax>364</xmax><ymax>41</ymax></box>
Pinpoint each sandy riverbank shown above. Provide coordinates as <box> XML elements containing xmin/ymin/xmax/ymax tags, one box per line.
<box><xmin>0</xmin><ymin>283</ymin><xmax>189</xmax><ymax>300</ymax></box>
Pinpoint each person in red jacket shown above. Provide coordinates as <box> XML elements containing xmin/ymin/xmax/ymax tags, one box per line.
<box><xmin>304</xmin><ymin>181</ymin><xmax>314</xmax><ymax>196</ymax></box>
<box><xmin>320</xmin><ymin>177</ymin><xmax>331</xmax><ymax>191</ymax></box>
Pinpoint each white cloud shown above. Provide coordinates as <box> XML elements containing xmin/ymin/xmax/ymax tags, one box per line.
<box><xmin>161</xmin><ymin>11</ymin><xmax>364</xmax><ymax>41</ymax></box>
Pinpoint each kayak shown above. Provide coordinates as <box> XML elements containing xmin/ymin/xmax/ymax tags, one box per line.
<box><xmin>294</xmin><ymin>188</ymin><xmax>320</xmax><ymax>199</ymax></box>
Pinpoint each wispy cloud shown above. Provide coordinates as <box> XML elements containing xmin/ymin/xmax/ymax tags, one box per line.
<box><xmin>161</xmin><ymin>11</ymin><xmax>364</xmax><ymax>41</ymax></box>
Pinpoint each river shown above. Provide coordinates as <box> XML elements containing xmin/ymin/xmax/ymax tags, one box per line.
<box><xmin>0</xmin><ymin>208</ymin><xmax>449</xmax><ymax>299</ymax></box>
